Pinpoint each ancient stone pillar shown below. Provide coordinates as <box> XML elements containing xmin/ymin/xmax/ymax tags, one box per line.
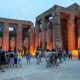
<box><xmin>24</xmin><ymin>37</ymin><xmax>29</xmax><ymax>51</ymax></box>
<box><xmin>10</xmin><ymin>37</ymin><xmax>15</xmax><ymax>50</ymax></box>
<box><xmin>46</xmin><ymin>22</ymin><xmax>52</xmax><ymax>49</ymax></box>
<box><xmin>52</xmin><ymin>13</ymin><xmax>62</xmax><ymax>49</ymax></box>
<box><xmin>2</xmin><ymin>22</ymin><xmax>9</xmax><ymax>51</ymax></box>
<box><xmin>41</xmin><ymin>19</ymin><xmax>47</xmax><ymax>50</ymax></box>
<box><xmin>35</xmin><ymin>22</ymin><xmax>40</xmax><ymax>49</ymax></box>
<box><xmin>39</xmin><ymin>32</ymin><xmax>42</xmax><ymax>47</ymax></box>
<box><xmin>30</xmin><ymin>27</ymin><xmax>35</xmax><ymax>56</ymax></box>
<box><xmin>0</xmin><ymin>37</ymin><xmax>2</xmax><ymax>48</ymax></box>
<box><xmin>16</xmin><ymin>24</ymin><xmax>22</xmax><ymax>50</ymax></box>
<box><xmin>67</xmin><ymin>15</ymin><xmax>76</xmax><ymax>50</ymax></box>
<box><xmin>77</xmin><ymin>18</ymin><xmax>80</xmax><ymax>48</ymax></box>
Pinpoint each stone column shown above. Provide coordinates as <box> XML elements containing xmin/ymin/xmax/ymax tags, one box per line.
<box><xmin>41</xmin><ymin>19</ymin><xmax>47</xmax><ymax>50</ymax></box>
<box><xmin>24</xmin><ymin>37</ymin><xmax>29</xmax><ymax>51</ymax></box>
<box><xmin>16</xmin><ymin>24</ymin><xmax>22</xmax><ymax>50</ymax></box>
<box><xmin>35</xmin><ymin>22</ymin><xmax>40</xmax><ymax>49</ymax></box>
<box><xmin>0</xmin><ymin>37</ymin><xmax>2</xmax><ymax>48</ymax></box>
<box><xmin>39</xmin><ymin>32</ymin><xmax>42</xmax><ymax>47</ymax></box>
<box><xmin>52</xmin><ymin>13</ymin><xmax>62</xmax><ymax>49</ymax></box>
<box><xmin>3</xmin><ymin>22</ymin><xmax>9</xmax><ymax>51</ymax></box>
<box><xmin>30</xmin><ymin>27</ymin><xmax>35</xmax><ymax>56</ymax></box>
<box><xmin>77</xmin><ymin>18</ymin><xmax>80</xmax><ymax>48</ymax></box>
<box><xmin>67</xmin><ymin>15</ymin><xmax>76</xmax><ymax>50</ymax></box>
<box><xmin>46</xmin><ymin>22</ymin><xmax>52</xmax><ymax>49</ymax></box>
<box><xmin>10</xmin><ymin>37</ymin><xmax>15</xmax><ymax>50</ymax></box>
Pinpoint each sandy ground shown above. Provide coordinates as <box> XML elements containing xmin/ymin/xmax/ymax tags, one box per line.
<box><xmin>0</xmin><ymin>57</ymin><xmax>80</xmax><ymax>80</ymax></box>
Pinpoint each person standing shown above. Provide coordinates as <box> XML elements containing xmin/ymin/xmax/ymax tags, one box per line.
<box><xmin>10</xmin><ymin>50</ymin><xmax>14</xmax><ymax>68</ymax></box>
<box><xmin>17</xmin><ymin>50</ymin><xmax>22</xmax><ymax>68</ymax></box>
<box><xmin>26</xmin><ymin>51</ymin><xmax>30</xmax><ymax>64</ymax></box>
<box><xmin>14</xmin><ymin>50</ymin><xmax>17</xmax><ymax>68</ymax></box>
<box><xmin>0</xmin><ymin>50</ymin><xmax>6</xmax><ymax>72</ymax></box>
<box><xmin>68</xmin><ymin>50</ymin><xmax>72</xmax><ymax>60</ymax></box>
<box><xmin>63</xmin><ymin>50</ymin><xmax>66</xmax><ymax>61</ymax></box>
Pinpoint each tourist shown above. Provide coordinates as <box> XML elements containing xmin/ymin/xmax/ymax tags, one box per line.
<box><xmin>17</xmin><ymin>50</ymin><xmax>22</xmax><ymax>68</ymax></box>
<box><xmin>10</xmin><ymin>50</ymin><xmax>14</xmax><ymax>68</ymax></box>
<box><xmin>26</xmin><ymin>51</ymin><xmax>30</xmax><ymax>64</ymax></box>
<box><xmin>62</xmin><ymin>50</ymin><xmax>66</xmax><ymax>61</ymax></box>
<box><xmin>14</xmin><ymin>50</ymin><xmax>17</xmax><ymax>68</ymax></box>
<box><xmin>6</xmin><ymin>51</ymin><xmax>10</xmax><ymax>68</ymax></box>
<box><xmin>38</xmin><ymin>50</ymin><xmax>42</xmax><ymax>62</ymax></box>
<box><xmin>0</xmin><ymin>50</ymin><xmax>6</xmax><ymax>72</ymax></box>
<box><xmin>58</xmin><ymin>49</ymin><xmax>62</xmax><ymax>63</ymax></box>
<box><xmin>36</xmin><ymin>50</ymin><xmax>40</xmax><ymax>64</ymax></box>
<box><xmin>68</xmin><ymin>50</ymin><xmax>72</xmax><ymax>60</ymax></box>
<box><xmin>45</xmin><ymin>49</ymin><xmax>51</xmax><ymax>68</ymax></box>
<box><xmin>52</xmin><ymin>49</ymin><xmax>58</xmax><ymax>68</ymax></box>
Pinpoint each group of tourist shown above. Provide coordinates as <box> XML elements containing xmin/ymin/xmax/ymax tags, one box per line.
<box><xmin>45</xmin><ymin>49</ymin><xmax>72</xmax><ymax>68</ymax></box>
<box><xmin>0</xmin><ymin>47</ymin><xmax>73</xmax><ymax>72</ymax></box>
<box><xmin>0</xmin><ymin>49</ymin><xmax>30</xmax><ymax>72</ymax></box>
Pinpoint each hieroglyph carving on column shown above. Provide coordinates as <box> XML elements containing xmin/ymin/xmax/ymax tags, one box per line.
<box><xmin>52</xmin><ymin>13</ymin><xmax>62</xmax><ymax>49</ymax></box>
<box><xmin>3</xmin><ymin>22</ymin><xmax>9</xmax><ymax>51</ymax></box>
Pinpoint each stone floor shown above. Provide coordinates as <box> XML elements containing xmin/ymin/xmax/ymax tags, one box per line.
<box><xmin>0</xmin><ymin>57</ymin><xmax>80</xmax><ymax>80</ymax></box>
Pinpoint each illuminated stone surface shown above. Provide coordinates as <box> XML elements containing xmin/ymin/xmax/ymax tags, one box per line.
<box><xmin>35</xmin><ymin>3</ymin><xmax>80</xmax><ymax>57</ymax></box>
<box><xmin>16</xmin><ymin>24</ymin><xmax>22</xmax><ymax>50</ymax></box>
<box><xmin>0</xmin><ymin>37</ymin><xmax>2</xmax><ymax>47</ymax></box>
<box><xmin>10</xmin><ymin>37</ymin><xmax>15</xmax><ymax>50</ymax></box>
<box><xmin>2</xmin><ymin>22</ymin><xmax>9</xmax><ymax>51</ymax></box>
<box><xmin>30</xmin><ymin>27</ymin><xmax>35</xmax><ymax>55</ymax></box>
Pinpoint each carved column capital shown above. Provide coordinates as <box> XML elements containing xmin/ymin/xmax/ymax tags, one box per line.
<box><xmin>67</xmin><ymin>15</ymin><xmax>75</xmax><ymax>24</ymax></box>
<box><xmin>52</xmin><ymin>13</ymin><xmax>61</xmax><ymax>25</ymax></box>
<box><xmin>17</xmin><ymin>24</ymin><xmax>22</xmax><ymax>33</ymax></box>
<box><xmin>3</xmin><ymin>22</ymin><xmax>9</xmax><ymax>32</ymax></box>
<box><xmin>41</xmin><ymin>18</ymin><xmax>47</xmax><ymax>30</ymax></box>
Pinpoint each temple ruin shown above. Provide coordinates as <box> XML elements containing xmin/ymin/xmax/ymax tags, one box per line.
<box><xmin>0</xmin><ymin>3</ymin><xmax>80</xmax><ymax>56</ymax></box>
<box><xmin>35</xmin><ymin>3</ymin><xmax>80</xmax><ymax>54</ymax></box>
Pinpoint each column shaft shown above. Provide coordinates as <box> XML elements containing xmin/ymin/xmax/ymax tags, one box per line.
<box><xmin>67</xmin><ymin>15</ymin><xmax>76</xmax><ymax>50</ymax></box>
<box><xmin>46</xmin><ymin>29</ymin><xmax>52</xmax><ymax>49</ymax></box>
<box><xmin>41</xmin><ymin>19</ymin><xmax>47</xmax><ymax>50</ymax></box>
<box><xmin>16</xmin><ymin>24</ymin><xmax>22</xmax><ymax>50</ymax></box>
<box><xmin>52</xmin><ymin>13</ymin><xmax>62</xmax><ymax>48</ymax></box>
<box><xmin>35</xmin><ymin>26</ymin><xmax>39</xmax><ymax>49</ymax></box>
<box><xmin>3</xmin><ymin>22</ymin><xmax>9</xmax><ymax>51</ymax></box>
<box><xmin>30</xmin><ymin>27</ymin><xmax>35</xmax><ymax>56</ymax></box>
<box><xmin>77</xmin><ymin>19</ymin><xmax>80</xmax><ymax>48</ymax></box>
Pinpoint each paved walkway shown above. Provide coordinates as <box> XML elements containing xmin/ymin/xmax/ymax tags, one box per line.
<box><xmin>0</xmin><ymin>57</ymin><xmax>80</xmax><ymax>80</ymax></box>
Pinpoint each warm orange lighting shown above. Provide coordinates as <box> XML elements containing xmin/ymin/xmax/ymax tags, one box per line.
<box><xmin>72</xmin><ymin>50</ymin><xmax>78</xmax><ymax>58</ymax></box>
<box><xmin>30</xmin><ymin>49</ymin><xmax>36</xmax><ymax>56</ymax></box>
<box><xmin>78</xmin><ymin>37</ymin><xmax>80</xmax><ymax>48</ymax></box>
<box><xmin>22</xmin><ymin>48</ymin><xmax>24</xmax><ymax>56</ymax></box>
